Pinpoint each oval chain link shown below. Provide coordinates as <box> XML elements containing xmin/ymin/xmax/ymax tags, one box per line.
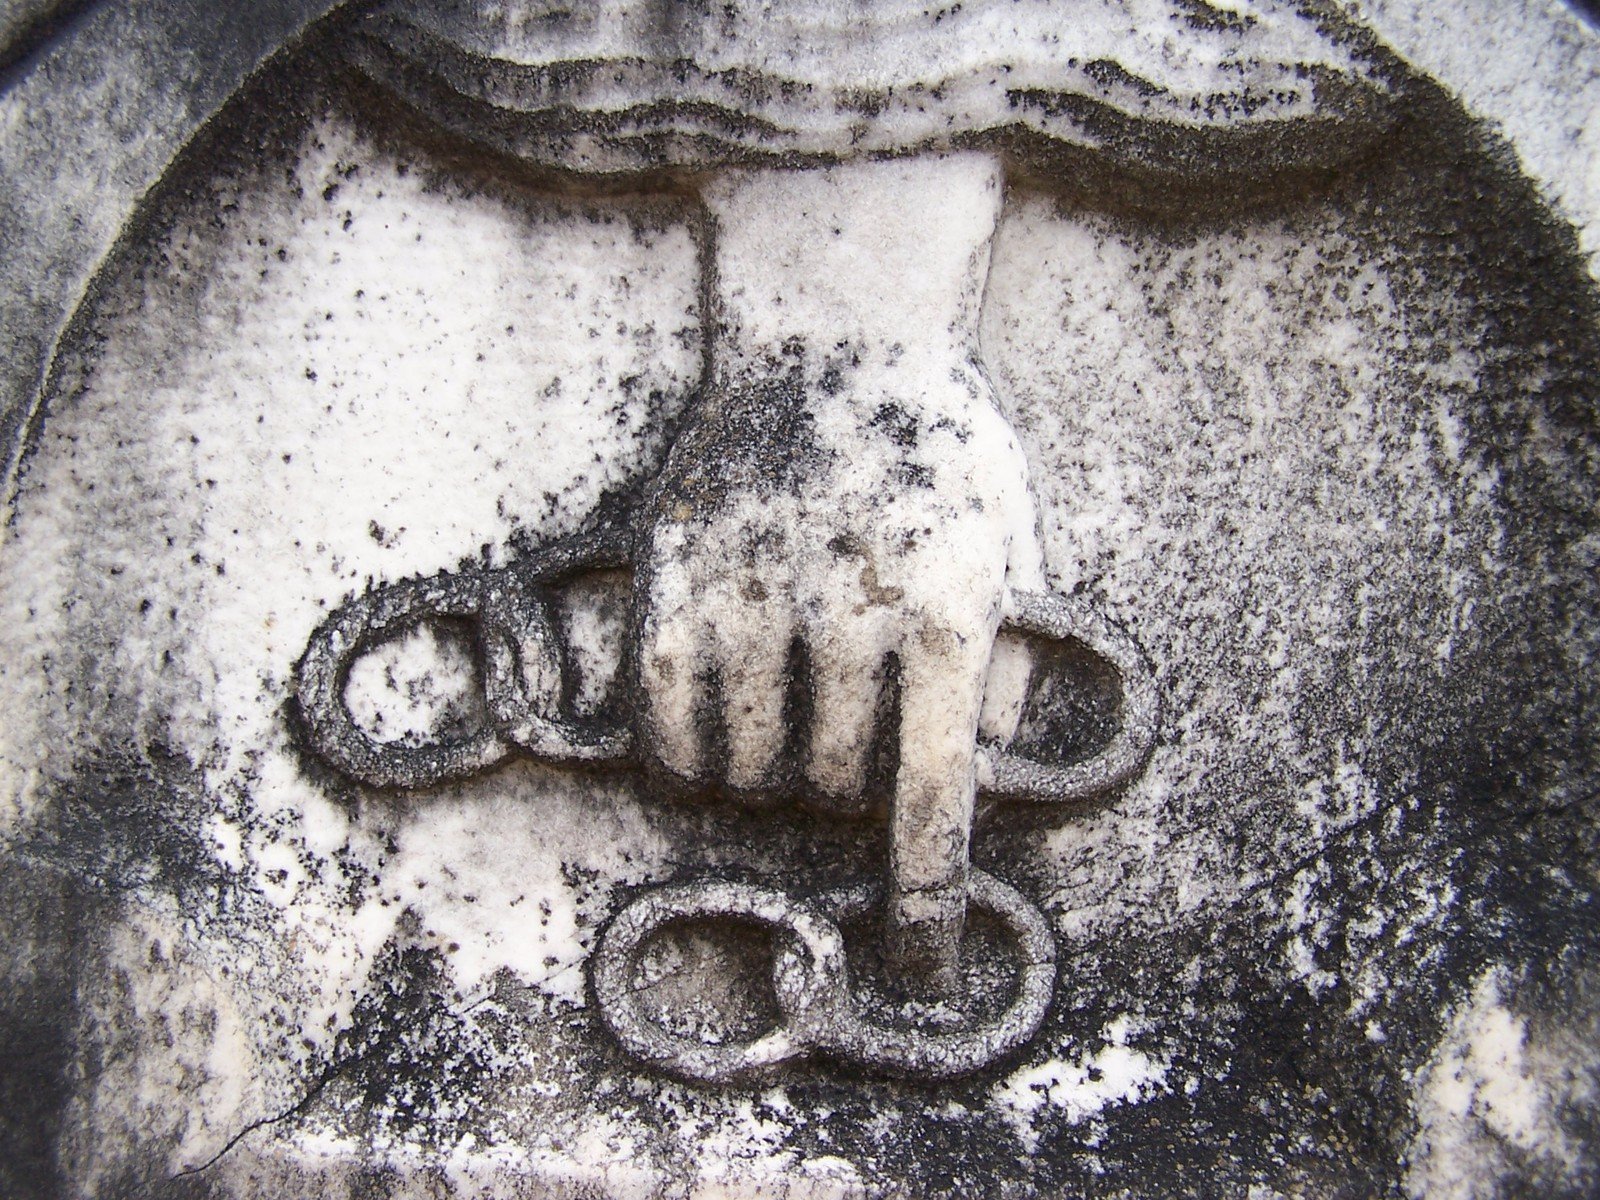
<box><xmin>294</xmin><ymin>528</ymin><xmax>1157</xmax><ymax>801</ymax></box>
<box><xmin>591</xmin><ymin>869</ymin><xmax>1057</xmax><ymax>1081</ymax></box>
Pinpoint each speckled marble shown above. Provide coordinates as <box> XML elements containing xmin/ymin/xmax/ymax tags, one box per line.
<box><xmin>1</xmin><ymin>3</ymin><xmax>1598</xmax><ymax>1198</ymax></box>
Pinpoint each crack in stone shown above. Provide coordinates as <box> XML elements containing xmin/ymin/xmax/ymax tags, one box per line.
<box><xmin>172</xmin><ymin>1058</ymin><xmax>345</xmax><ymax>1182</ymax></box>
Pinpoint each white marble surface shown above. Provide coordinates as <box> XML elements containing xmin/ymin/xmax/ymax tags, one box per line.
<box><xmin>0</xmin><ymin>3</ymin><xmax>1597</xmax><ymax>1198</ymax></box>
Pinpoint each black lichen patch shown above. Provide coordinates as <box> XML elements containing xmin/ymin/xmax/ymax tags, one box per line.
<box><xmin>649</xmin><ymin>369</ymin><xmax>831</xmax><ymax>517</ymax></box>
<box><xmin>0</xmin><ymin>860</ymin><xmax>92</xmax><ymax>1200</ymax></box>
<box><xmin>0</xmin><ymin>746</ymin><xmax>261</xmax><ymax>1200</ymax></box>
<box><xmin>20</xmin><ymin>746</ymin><xmax>233</xmax><ymax>904</ymax></box>
<box><xmin>868</xmin><ymin>401</ymin><xmax>920</xmax><ymax>449</ymax></box>
<box><xmin>315</xmin><ymin>933</ymin><xmax>512</xmax><ymax>1144</ymax></box>
<box><xmin>1007</xmin><ymin>636</ymin><xmax>1125</xmax><ymax>778</ymax></box>
<box><xmin>1173</xmin><ymin>0</ymin><xmax>1258</xmax><ymax>34</ymax></box>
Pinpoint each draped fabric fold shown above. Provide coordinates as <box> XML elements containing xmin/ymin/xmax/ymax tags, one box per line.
<box><xmin>349</xmin><ymin>0</ymin><xmax>1400</xmax><ymax>177</ymax></box>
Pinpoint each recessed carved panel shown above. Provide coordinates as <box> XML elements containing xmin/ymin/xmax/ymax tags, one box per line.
<box><xmin>1</xmin><ymin>3</ymin><xmax>1597</xmax><ymax>1198</ymax></box>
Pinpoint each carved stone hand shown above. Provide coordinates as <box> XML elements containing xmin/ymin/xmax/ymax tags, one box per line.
<box><xmin>636</xmin><ymin>152</ymin><xmax>1045</xmax><ymax>983</ymax></box>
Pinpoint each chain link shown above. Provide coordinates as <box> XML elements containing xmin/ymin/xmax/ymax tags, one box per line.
<box><xmin>591</xmin><ymin>869</ymin><xmax>1056</xmax><ymax>1081</ymax></box>
<box><xmin>294</xmin><ymin>528</ymin><xmax>1156</xmax><ymax>802</ymax></box>
<box><xmin>294</xmin><ymin>527</ymin><xmax>1153</xmax><ymax>1080</ymax></box>
<box><xmin>294</xmin><ymin>526</ymin><xmax>632</xmax><ymax>787</ymax></box>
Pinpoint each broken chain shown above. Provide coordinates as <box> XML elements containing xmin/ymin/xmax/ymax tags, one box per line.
<box><xmin>590</xmin><ymin>868</ymin><xmax>1057</xmax><ymax>1082</ymax></box>
<box><xmin>294</xmin><ymin>526</ymin><xmax>1158</xmax><ymax>804</ymax></box>
<box><xmin>293</xmin><ymin>524</ymin><xmax>1157</xmax><ymax>1080</ymax></box>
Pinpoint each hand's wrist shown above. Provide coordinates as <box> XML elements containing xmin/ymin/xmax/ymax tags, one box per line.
<box><xmin>703</xmin><ymin>151</ymin><xmax>1004</xmax><ymax>366</ymax></box>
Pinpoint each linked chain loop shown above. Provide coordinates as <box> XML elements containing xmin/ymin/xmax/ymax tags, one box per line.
<box><xmin>294</xmin><ymin>528</ymin><xmax>1158</xmax><ymax>804</ymax></box>
<box><xmin>591</xmin><ymin>869</ymin><xmax>1057</xmax><ymax>1082</ymax></box>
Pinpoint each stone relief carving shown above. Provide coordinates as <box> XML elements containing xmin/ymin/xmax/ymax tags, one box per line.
<box><xmin>1</xmin><ymin>1</ymin><xmax>1598</xmax><ymax>1198</ymax></box>
<box><xmin>291</xmin><ymin>0</ymin><xmax>1386</xmax><ymax>1083</ymax></box>
<box><xmin>292</xmin><ymin>149</ymin><xmax>1163</xmax><ymax>1080</ymax></box>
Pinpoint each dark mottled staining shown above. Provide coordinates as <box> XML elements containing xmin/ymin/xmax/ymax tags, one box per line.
<box><xmin>653</xmin><ymin>371</ymin><xmax>830</xmax><ymax>514</ymax></box>
<box><xmin>869</xmin><ymin>401</ymin><xmax>919</xmax><ymax>448</ymax></box>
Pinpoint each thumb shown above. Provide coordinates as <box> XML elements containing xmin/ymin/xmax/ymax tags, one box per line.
<box><xmin>979</xmin><ymin>522</ymin><xmax>1046</xmax><ymax>744</ymax></box>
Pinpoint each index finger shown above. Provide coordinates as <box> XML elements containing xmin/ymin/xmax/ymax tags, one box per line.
<box><xmin>886</xmin><ymin>611</ymin><xmax>998</xmax><ymax>991</ymax></box>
